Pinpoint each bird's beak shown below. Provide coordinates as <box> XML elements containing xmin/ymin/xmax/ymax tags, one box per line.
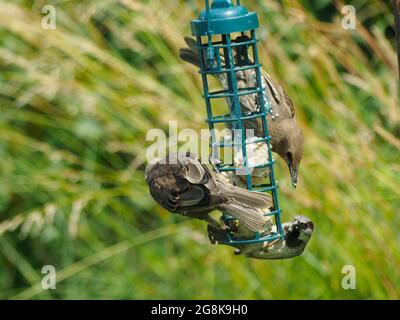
<box><xmin>288</xmin><ymin>163</ymin><xmax>298</xmax><ymax>188</ymax></box>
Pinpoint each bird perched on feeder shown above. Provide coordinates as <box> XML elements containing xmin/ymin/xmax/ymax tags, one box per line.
<box><xmin>145</xmin><ymin>152</ymin><xmax>273</xmax><ymax>232</ymax></box>
<box><xmin>208</xmin><ymin>215</ymin><xmax>314</xmax><ymax>259</ymax></box>
<box><xmin>180</xmin><ymin>36</ymin><xmax>304</xmax><ymax>188</ymax></box>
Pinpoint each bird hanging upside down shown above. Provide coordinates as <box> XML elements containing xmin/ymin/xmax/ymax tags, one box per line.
<box><xmin>180</xmin><ymin>36</ymin><xmax>304</xmax><ymax>188</ymax></box>
<box><xmin>208</xmin><ymin>215</ymin><xmax>314</xmax><ymax>260</ymax></box>
<box><xmin>145</xmin><ymin>152</ymin><xmax>273</xmax><ymax>232</ymax></box>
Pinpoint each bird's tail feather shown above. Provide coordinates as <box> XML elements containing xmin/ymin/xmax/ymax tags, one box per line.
<box><xmin>179</xmin><ymin>36</ymin><xmax>202</xmax><ymax>68</ymax></box>
<box><xmin>179</xmin><ymin>48</ymin><xmax>201</xmax><ymax>68</ymax></box>
<box><xmin>219</xmin><ymin>184</ymin><xmax>272</xmax><ymax>232</ymax></box>
<box><xmin>184</xmin><ymin>36</ymin><xmax>197</xmax><ymax>52</ymax></box>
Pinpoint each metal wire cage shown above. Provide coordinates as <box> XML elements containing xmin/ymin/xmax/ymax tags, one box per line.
<box><xmin>191</xmin><ymin>0</ymin><xmax>285</xmax><ymax>244</ymax></box>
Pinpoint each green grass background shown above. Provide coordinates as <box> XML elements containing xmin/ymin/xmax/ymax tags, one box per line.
<box><xmin>0</xmin><ymin>0</ymin><xmax>399</xmax><ymax>299</ymax></box>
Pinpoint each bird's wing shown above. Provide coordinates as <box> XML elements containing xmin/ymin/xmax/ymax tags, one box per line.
<box><xmin>149</xmin><ymin>176</ymin><xmax>212</xmax><ymax>213</ymax></box>
<box><xmin>218</xmin><ymin>183</ymin><xmax>272</xmax><ymax>232</ymax></box>
<box><xmin>262</xmin><ymin>70</ymin><xmax>295</xmax><ymax>118</ymax></box>
<box><xmin>148</xmin><ymin>177</ymin><xmax>183</xmax><ymax>212</ymax></box>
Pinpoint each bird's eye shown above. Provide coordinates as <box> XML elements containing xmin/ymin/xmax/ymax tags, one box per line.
<box><xmin>286</xmin><ymin>152</ymin><xmax>293</xmax><ymax>163</ymax></box>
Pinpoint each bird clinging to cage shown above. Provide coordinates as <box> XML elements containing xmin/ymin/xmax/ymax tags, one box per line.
<box><xmin>180</xmin><ymin>36</ymin><xmax>304</xmax><ymax>188</ymax></box>
<box><xmin>145</xmin><ymin>152</ymin><xmax>273</xmax><ymax>232</ymax></box>
<box><xmin>208</xmin><ymin>215</ymin><xmax>314</xmax><ymax>259</ymax></box>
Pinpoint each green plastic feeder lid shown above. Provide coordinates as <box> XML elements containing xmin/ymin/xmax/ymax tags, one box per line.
<box><xmin>191</xmin><ymin>0</ymin><xmax>259</xmax><ymax>36</ymax></box>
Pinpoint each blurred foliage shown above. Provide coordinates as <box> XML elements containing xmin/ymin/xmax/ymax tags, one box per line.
<box><xmin>0</xmin><ymin>0</ymin><xmax>399</xmax><ymax>299</ymax></box>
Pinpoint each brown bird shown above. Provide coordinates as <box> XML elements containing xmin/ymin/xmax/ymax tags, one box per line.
<box><xmin>145</xmin><ymin>152</ymin><xmax>273</xmax><ymax>232</ymax></box>
<box><xmin>179</xmin><ymin>37</ymin><xmax>304</xmax><ymax>187</ymax></box>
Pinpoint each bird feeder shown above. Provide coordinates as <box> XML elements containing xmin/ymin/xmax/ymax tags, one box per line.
<box><xmin>190</xmin><ymin>0</ymin><xmax>284</xmax><ymax>244</ymax></box>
